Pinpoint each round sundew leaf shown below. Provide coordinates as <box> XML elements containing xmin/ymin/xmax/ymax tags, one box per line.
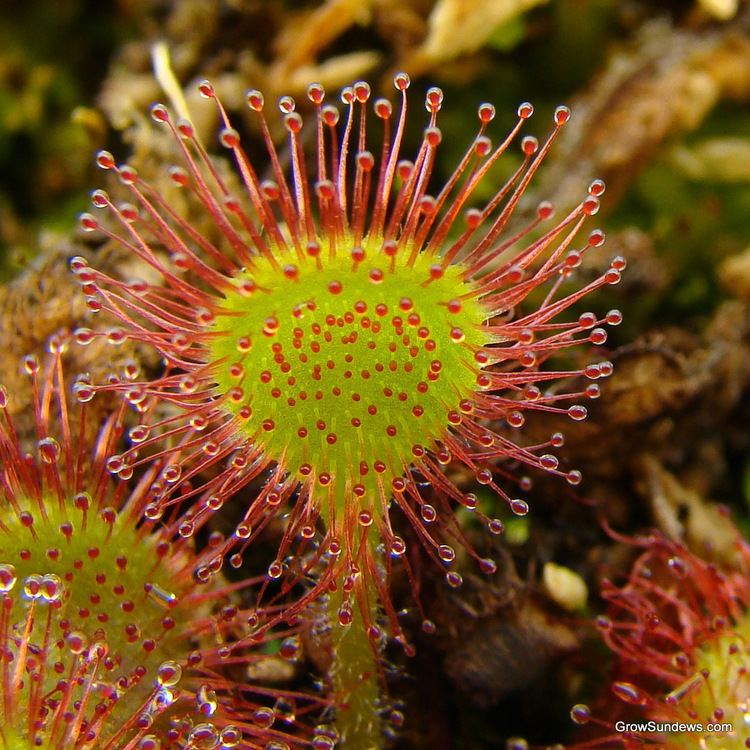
<box><xmin>0</xmin><ymin>498</ymin><xmax>196</xmax><ymax>741</ymax></box>
<box><xmin>0</xmin><ymin>343</ymin><xmax>327</xmax><ymax>749</ymax></box>
<box><xmin>81</xmin><ymin>77</ymin><xmax>617</xmax><ymax>648</ymax></box>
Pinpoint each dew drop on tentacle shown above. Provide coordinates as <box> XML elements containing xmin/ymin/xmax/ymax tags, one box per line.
<box><xmin>611</xmin><ymin>681</ymin><xmax>651</xmax><ymax>706</ymax></box>
<box><xmin>570</xmin><ymin>703</ymin><xmax>591</xmax><ymax>725</ymax></box>
<box><xmin>0</xmin><ymin>564</ymin><xmax>17</xmax><ymax>592</ymax></box>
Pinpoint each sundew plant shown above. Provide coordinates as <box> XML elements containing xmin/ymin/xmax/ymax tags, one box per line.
<box><xmin>568</xmin><ymin>524</ymin><xmax>750</xmax><ymax>749</ymax></box>
<box><xmin>72</xmin><ymin>73</ymin><xmax>623</xmax><ymax>747</ymax></box>
<box><xmin>0</xmin><ymin>339</ymin><xmax>327</xmax><ymax>749</ymax></box>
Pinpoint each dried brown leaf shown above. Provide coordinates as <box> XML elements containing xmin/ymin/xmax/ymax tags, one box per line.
<box><xmin>539</xmin><ymin>17</ymin><xmax>750</xmax><ymax>208</ymax></box>
<box><xmin>638</xmin><ymin>455</ymin><xmax>740</xmax><ymax>566</ymax></box>
<box><xmin>270</xmin><ymin>0</ymin><xmax>376</xmax><ymax>83</ymax></box>
<box><xmin>421</xmin><ymin>0</ymin><xmax>547</xmax><ymax>60</ymax></box>
<box><xmin>719</xmin><ymin>245</ymin><xmax>750</xmax><ymax>298</ymax></box>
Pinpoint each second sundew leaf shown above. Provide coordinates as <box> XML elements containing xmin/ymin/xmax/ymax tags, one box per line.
<box><xmin>0</xmin><ymin>344</ymin><xmax>326</xmax><ymax>749</ymax></box>
<box><xmin>568</xmin><ymin>527</ymin><xmax>750</xmax><ymax>749</ymax></box>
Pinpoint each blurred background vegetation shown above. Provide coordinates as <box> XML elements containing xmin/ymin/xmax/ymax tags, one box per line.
<box><xmin>2</xmin><ymin>1</ymin><xmax>750</xmax><ymax>747</ymax></box>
